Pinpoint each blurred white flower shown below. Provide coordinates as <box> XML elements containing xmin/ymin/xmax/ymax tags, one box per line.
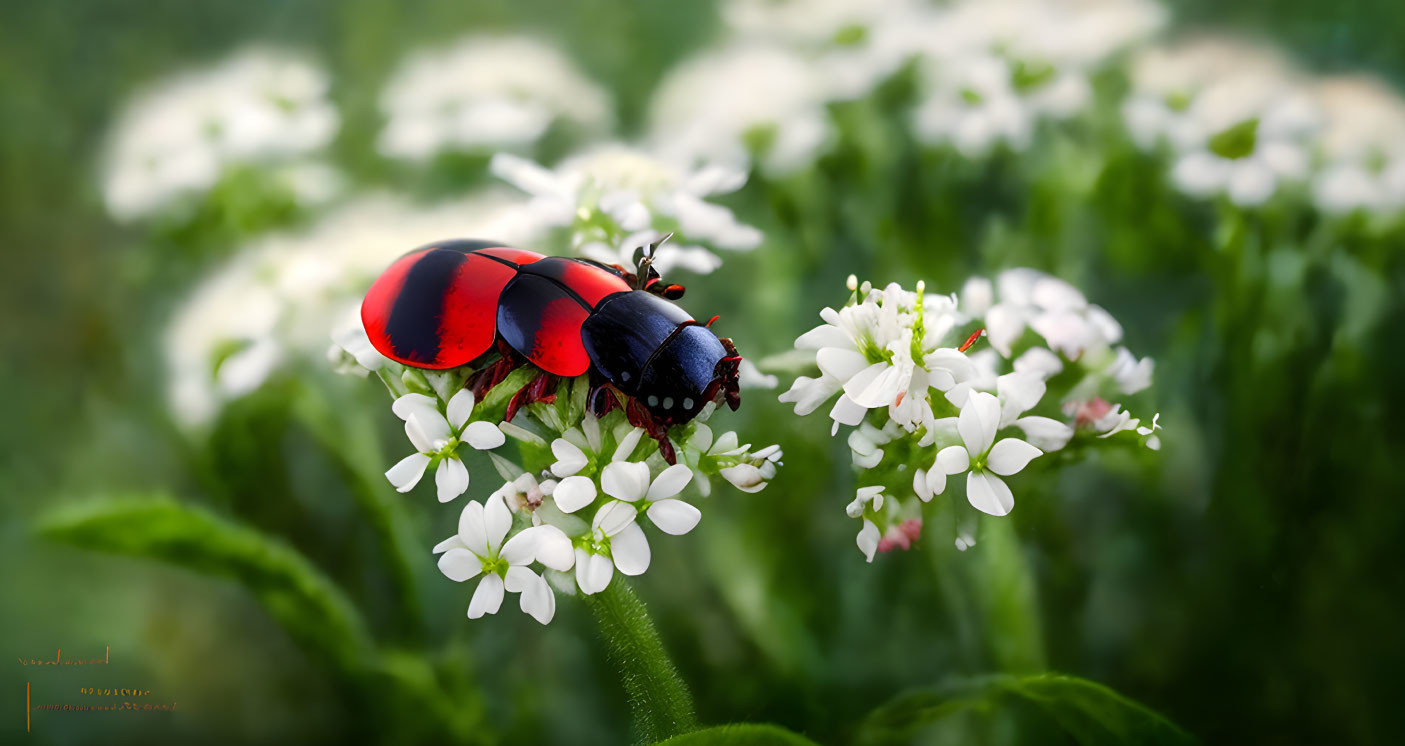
<box><xmin>721</xmin><ymin>0</ymin><xmax>933</xmax><ymax>100</ymax></box>
<box><xmin>491</xmin><ymin>144</ymin><xmax>762</xmax><ymax>275</ymax></box>
<box><xmin>386</xmin><ymin>391</ymin><xmax>506</xmax><ymax>502</ymax></box>
<box><xmin>101</xmin><ymin>47</ymin><xmax>339</xmax><ymax>220</ymax></box>
<box><xmin>1123</xmin><ymin>35</ymin><xmax>1320</xmax><ymax>206</ymax></box>
<box><xmin>166</xmin><ymin>191</ymin><xmax>542</xmax><ymax>427</ymax></box>
<box><xmin>434</xmin><ymin>494</ymin><xmax>575</xmax><ymax>624</ymax></box>
<box><xmin>961</xmin><ymin>269</ymin><xmax>1124</xmax><ymax>359</ymax></box>
<box><xmin>649</xmin><ymin>43</ymin><xmax>833</xmax><ymax>175</ymax></box>
<box><xmin>1309</xmin><ymin>75</ymin><xmax>1405</xmax><ymax>216</ymax></box>
<box><xmin>378</xmin><ymin>35</ymin><xmax>611</xmax><ymax>160</ymax></box>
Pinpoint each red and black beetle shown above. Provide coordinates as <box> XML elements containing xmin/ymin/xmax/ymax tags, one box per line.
<box><xmin>361</xmin><ymin>237</ymin><xmax>742</xmax><ymax>462</ymax></box>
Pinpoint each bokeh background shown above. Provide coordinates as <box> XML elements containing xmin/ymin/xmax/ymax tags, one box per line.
<box><xmin>3</xmin><ymin>1</ymin><xmax>1403</xmax><ymax>744</ymax></box>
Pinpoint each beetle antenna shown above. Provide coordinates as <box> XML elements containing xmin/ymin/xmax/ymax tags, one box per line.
<box><xmin>635</xmin><ymin>232</ymin><xmax>674</xmax><ymax>290</ymax></box>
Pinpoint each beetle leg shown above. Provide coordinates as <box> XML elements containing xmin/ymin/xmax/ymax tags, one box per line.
<box><xmin>715</xmin><ymin>338</ymin><xmax>743</xmax><ymax>411</ymax></box>
<box><xmin>467</xmin><ymin>351</ymin><xmax>522</xmax><ymax>401</ymax></box>
<box><xmin>624</xmin><ymin>397</ymin><xmax>678</xmax><ymax>465</ymax></box>
<box><xmin>504</xmin><ymin>371</ymin><xmax>559</xmax><ymax>423</ymax></box>
<box><xmin>588</xmin><ymin>382</ymin><xmax>621</xmax><ymax>418</ymax></box>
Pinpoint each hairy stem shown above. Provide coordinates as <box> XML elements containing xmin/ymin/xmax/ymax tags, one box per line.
<box><xmin>584</xmin><ymin>579</ymin><xmax>698</xmax><ymax>744</ymax></box>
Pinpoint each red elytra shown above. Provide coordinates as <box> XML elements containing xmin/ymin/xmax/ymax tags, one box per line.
<box><xmin>361</xmin><ymin>240</ymin><xmax>631</xmax><ymax>374</ymax></box>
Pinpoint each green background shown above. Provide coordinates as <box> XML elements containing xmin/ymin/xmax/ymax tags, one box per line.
<box><xmin>2</xmin><ymin>1</ymin><xmax>1402</xmax><ymax>744</ymax></box>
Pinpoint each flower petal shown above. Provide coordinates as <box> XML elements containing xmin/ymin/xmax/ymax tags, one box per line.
<box><xmin>967</xmin><ymin>471</ymin><xmax>1015</xmax><ymax>516</ymax></box>
<box><xmin>646</xmin><ymin>464</ymin><xmax>694</xmax><ymax>501</ymax></box>
<box><xmin>857</xmin><ymin>519</ymin><xmax>880</xmax><ymax>563</ymax></box>
<box><xmin>445</xmin><ymin>389</ymin><xmax>476</xmax><ymax>430</ymax></box>
<box><xmin>936</xmin><ymin>445</ymin><xmax>970</xmax><ymax>475</ymax></box>
<box><xmin>577</xmin><ymin>550</ymin><xmax>614</xmax><ymax>595</ymax></box>
<box><xmin>458</xmin><ymin>499</ymin><xmax>489</xmax><ymax>556</ymax></box>
<box><xmin>647</xmin><ymin>499</ymin><xmax>701</xmax><ymax>535</ymax></box>
<box><xmin>601</xmin><ymin>460</ymin><xmax>650</xmax><ymax>502</ymax></box>
<box><xmin>958</xmin><ymin>391</ymin><xmax>1000</xmax><ymax>456</ymax></box>
<box><xmin>987</xmin><ymin>438</ymin><xmax>1042</xmax><ymax>476</ymax></box>
<box><xmin>612</xmin><ymin>428</ymin><xmax>644</xmax><ymax>462</ymax></box>
<box><xmin>531</xmin><ymin>525</ymin><xmax>576</xmax><ymax>572</ymax></box>
<box><xmin>795</xmin><ymin>323</ymin><xmax>851</xmax><ymax>350</ymax></box>
<box><xmin>462</xmin><ymin>421</ymin><xmax>506</xmax><ymax>450</ymax></box>
<box><xmin>435</xmin><ymin>457</ymin><xmax>470</xmax><ymax>503</ymax></box>
<box><xmin>996</xmin><ymin>372</ymin><xmax>1045</xmax><ymax>425</ymax></box>
<box><xmin>553</xmin><ymin>475</ymin><xmax>597</xmax><ymax>513</ymax></box>
<box><xmin>518</xmin><ymin>571</ymin><xmax>555</xmax><ymax>625</ymax></box>
<box><xmin>437</xmin><ymin>548</ymin><xmax>481</xmax><ymax>582</ymax></box>
<box><xmin>550</xmin><ymin>439</ymin><xmax>588</xmax><ymax>477</ymax></box>
<box><xmin>1014</xmin><ymin>416</ymin><xmax>1073</xmax><ymax>451</ymax></box>
<box><xmin>406</xmin><ymin>411</ymin><xmax>453</xmax><ymax>453</ymax></box>
<box><xmin>499</xmin><ymin>528</ymin><xmax>538</xmax><ymax>566</ymax></box>
<box><xmin>719</xmin><ymin>464</ymin><xmax>767</xmax><ymax>493</ymax></box>
<box><xmin>385</xmin><ymin>453</ymin><xmax>430</xmax><ymax>492</ymax></box>
<box><xmin>467</xmin><ymin>573</ymin><xmax>504</xmax><ymax>619</ymax></box>
<box><xmin>592</xmin><ymin>500</ymin><xmax>639</xmax><ymax>537</ymax></box>
<box><xmin>483</xmin><ymin>494</ymin><xmax>511</xmax><ymax>555</ymax></box>
<box><xmin>503</xmin><ymin>564</ymin><xmax>539</xmax><ymax>594</ymax></box>
<box><xmin>431</xmin><ymin>534</ymin><xmax>466</xmax><ymax>554</ymax></box>
<box><xmin>817</xmin><ymin>347</ymin><xmax>869</xmax><ymax>382</ymax></box>
<box><xmin>391</xmin><ymin>393</ymin><xmax>439</xmax><ymax>423</ymax></box>
<box><xmin>610</xmin><ymin>522</ymin><xmax>651</xmax><ymax>576</ymax></box>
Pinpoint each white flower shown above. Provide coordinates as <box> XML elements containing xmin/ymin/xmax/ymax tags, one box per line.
<box><xmin>601</xmin><ymin>461</ymin><xmax>701</xmax><ymax>536</ymax></box>
<box><xmin>434</xmin><ymin>494</ymin><xmax>574</xmax><ymax>624</ymax></box>
<box><xmin>964</xmin><ymin>269</ymin><xmax>1118</xmax><ymax>358</ymax></box>
<box><xmin>377</xmin><ymin>35</ymin><xmax>611</xmax><ymax>160</ymax></box>
<box><xmin>1122</xmin><ymin>35</ymin><xmax>1320</xmax><ymax>206</ymax></box>
<box><xmin>329</xmin><ymin>315</ymin><xmax>389</xmax><ymax>375</ymax></box>
<box><xmin>649</xmin><ymin>43</ymin><xmax>833</xmax><ymax>175</ymax></box>
<box><xmin>846</xmin><ymin>485</ymin><xmax>886</xmax><ymax>517</ymax></box>
<box><xmin>100</xmin><ymin>47</ymin><xmax>339</xmax><ymax>220</ymax></box>
<box><xmin>575</xmin><ymin>501</ymin><xmax>652</xmax><ymax>595</ymax></box>
<box><xmin>385</xmin><ymin>391</ymin><xmax>506</xmax><ymax>502</ymax></box>
<box><xmin>912</xmin><ymin>54</ymin><xmax>1040</xmax><ymax>156</ymax></box>
<box><xmin>738</xmin><ymin>359</ymin><xmax>779</xmax><ymax>390</ymax></box>
<box><xmin>1309</xmin><ymin>75</ymin><xmax>1405</xmax><ymax>215</ymax></box>
<box><xmin>492</xmin><ymin>145</ymin><xmax>761</xmax><ymax>275</ymax></box>
<box><xmin>1138</xmin><ymin>413</ymin><xmax>1163</xmax><ymax>451</ymax></box>
<box><xmin>722</xmin><ymin>0</ymin><xmax>934</xmax><ymax>101</ymax></box>
<box><xmin>939</xmin><ymin>391</ymin><xmax>1043</xmax><ymax>516</ymax></box>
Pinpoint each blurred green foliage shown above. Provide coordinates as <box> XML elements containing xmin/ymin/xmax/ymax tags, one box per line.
<box><xmin>2</xmin><ymin>2</ymin><xmax>1404</xmax><ymax>745</ymax></box>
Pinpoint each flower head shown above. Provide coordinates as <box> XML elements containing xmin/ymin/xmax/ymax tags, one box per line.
<box><xmin>434</xmin><ymin>494</ymin><xmax>574</xmax><ymax>623</ymax></box>
<box><xmin>101</xmin><ymin>47</ymin><xmax>339</xmax><ymax>220</ymax></box>
<box><xmin>492</xmin><ymin>144</ymin><xmax>761</xmax><ymax>275</ymax></box>
<box><xmin>378</xmin><ymin>35</ymin><xmax>611</xmax><ymax>160</ymax></box>
<box><xmin>385</xmin><ymin>391</ymin><xmax>506</xmax><ymax>502</ymax></box>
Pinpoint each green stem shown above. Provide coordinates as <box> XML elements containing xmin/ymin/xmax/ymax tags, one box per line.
<box><xmin>970</xmin><ymin>514</ymin><xmax>1046</xmax><ymax>672</ymax></box>
<box><xmin>584</xmin><ymin>579</ymin><xmax>698</xmax><ymax>744</ymax></box>
<box><xmin>931</xmin><ymin>512</ymin><xmax>1046</xmax><ymax>673</ymax></box>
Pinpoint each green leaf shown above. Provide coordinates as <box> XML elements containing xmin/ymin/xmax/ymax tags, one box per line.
<box><xmin>36</xmin><ymin>496</ymin><xmax>374</xmax><ymax>674</ymax></box>
<box><xmin>653</xmin><ymin>723</ymin><xmax>821</xmax><ymax>746</ymax></box>
<box><xmin>583</xmin><ymin>580</ymin><xmax>698</xmax><ymax>744</ymax></box>
<box><xmin>474</xmin><ymin>366</ymin><xmax>541</xmax><ymax>423</ymax></box>
<box><xmin>859</xmin><ymin>673</ymin><xmax>1196</xmax><ymax>746</ymax></box>
<box><xmin>290</xmin><ymin>382</ymin><xmax>425</xmax><ymax>637</ymax></box>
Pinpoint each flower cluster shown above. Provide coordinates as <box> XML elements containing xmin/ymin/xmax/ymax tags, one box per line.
<box><xmin>780</xmin><ymin>271</ymin><xmax>1159</xmax><ymax>562</ymax></box>
<box><xmin>336</xmin><ymin>342</ymin><xmax>781</xmax><ymax>625</ymax></box>
<box><xmin>377</xmin><ymin>34</ymin><xmax>612</xmax><ymax>161</ymax></box>
<box><xmin>491</xmin><ymin>144</ymin><xmax>762</xmax><ymax>276</ymax></box>
<box><xmin>101</xmin><ymin>47</ymin><xmax>340</xmax><ymax>221</ymax></box>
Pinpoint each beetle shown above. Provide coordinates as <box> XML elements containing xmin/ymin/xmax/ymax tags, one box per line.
<box><xmin>361</xmin><ymin>237</ymin><xmax>741</xmax><ymax>462</ymax></box>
